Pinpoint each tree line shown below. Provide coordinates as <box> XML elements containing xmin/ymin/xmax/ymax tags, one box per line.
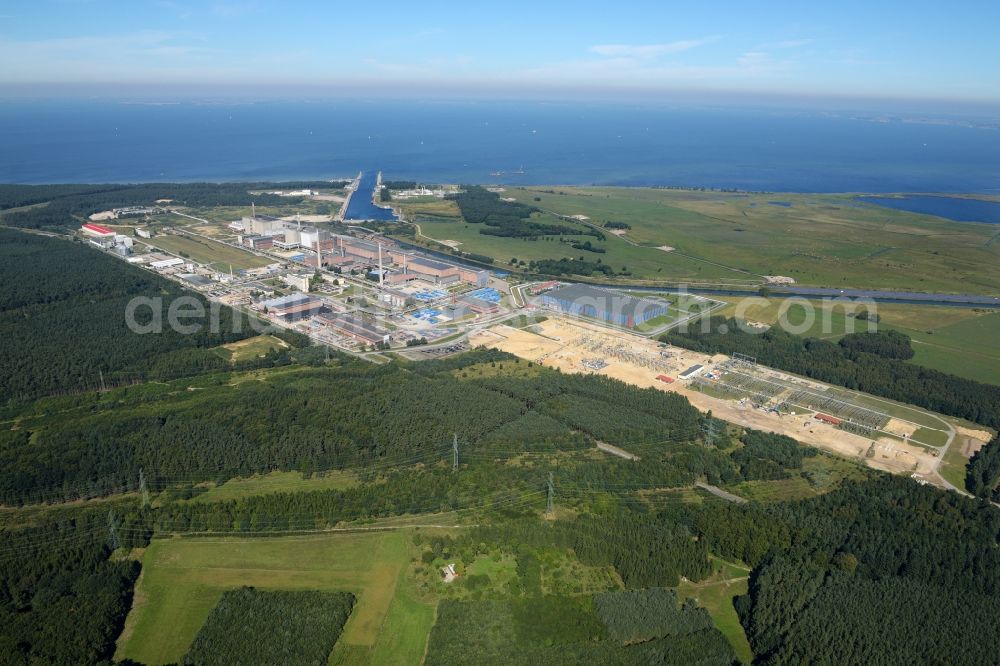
<box><xmin>966</xmin><ymin>434</ymin><xmax>1000</xmax><ymax>501</ymax></box>
<box><xmin>450</xmin><ymin>186</ymin><xmax>603</xmax><ymax>240</ymax></box>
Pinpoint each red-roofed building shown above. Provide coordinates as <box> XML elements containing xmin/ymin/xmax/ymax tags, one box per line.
<box><xmin>81</xmin><ymin>223</ymin><xmax>115</xmax><ymax>237</ymax></box>
<box><xmin>815</xmin><ymin>413</ymin><xmax>842</xmax><ymax>426</ymax></box>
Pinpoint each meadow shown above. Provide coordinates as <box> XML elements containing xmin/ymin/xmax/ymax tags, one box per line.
<box><xmin>115</xmin><ymin>530</ymin><xmax>434</xmax><ymax>665</ymax></box>
<box><xmin>392</xmin><ymin>198</ymin><xmax>752</xmax><ymax>285</ymax></box>
<box><xmin>493</xmin><ymin>187</ymin><xmax>1000</xmax><ymax>295</ymax></box>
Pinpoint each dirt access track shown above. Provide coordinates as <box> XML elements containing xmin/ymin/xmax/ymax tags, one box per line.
<box><xmin>470</xmin><ymin>316</ymin><xmax>939</xmax><ymax>478</ymax></box>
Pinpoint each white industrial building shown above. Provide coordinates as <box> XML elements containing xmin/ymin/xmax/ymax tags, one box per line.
<box><xmin>150</xmin><ymin>257</ymin><xmax>185</xmax><ymax>270</ymax></box>
<box><xmin>281</xmin><ymin>272</ymin><xmax>312</xmax><ymax>292</ymax></box>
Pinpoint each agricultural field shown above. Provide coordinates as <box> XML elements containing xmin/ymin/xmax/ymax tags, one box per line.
<box><xmin>498</xmin><ymin>187</ymin><xmax>1000</xmax><ymax>295</ymax></box>
<box><xmin>142</xmin><ymin>232</ymin><xmax>272</xmax><ymax>271</ymax></box>
<box><xmin>115</xmin><ymin>530</ymin><xmax>434</xmax><ymax>666</ymax></box>
<box><xmin>713</xmin><ymin>296</ymin><xmax>1000</xmax><ymax>385</ymax></box>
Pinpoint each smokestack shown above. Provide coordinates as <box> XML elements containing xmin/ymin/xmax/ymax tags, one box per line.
<box><xmin>378</xmin><ymin>244</ymin><xmax>384</xmax><ymax>288</ymax></box>
<box><xmin>316</xmin><ymin>235</ymin><xmax>321</xmax><ymax>268</ymax></box>
<box><xmin>251</xmin><ymin>201</ymin><xmax>256</xmax><ymax>219</ymax></box>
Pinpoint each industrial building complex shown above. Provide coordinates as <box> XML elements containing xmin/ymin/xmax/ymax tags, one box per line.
<box><xmin>77</xmin><ymin>191</ymin><xmax>682</xmax><ymax>361</ymax></box>
<box><xmin>69</xmin><ymin>179</ymin><xmax>970</xmax><ymax>502</ymax></box>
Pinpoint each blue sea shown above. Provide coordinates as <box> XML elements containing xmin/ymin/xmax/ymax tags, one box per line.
<box><xmin>859</xmin><ymin>195</ymin><xmax>1000</xmax><ymax>224</ymax></box>
<box><xmin>1</xmin><ymin>99</ymin><xmax>999</xmax><ymax>193</ymax></box>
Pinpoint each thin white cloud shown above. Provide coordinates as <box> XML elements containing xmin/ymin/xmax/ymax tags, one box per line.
<box><xmin>0</xmin><ymin>31</ymin><xmax>222</xmax><ymax>83</ymax></box>
<box><xmin>589</xmin><ymin>37</ymin><xmax>717</xmax><ymax>59</ymax></box>
<box><xmin>212</xmin><ymin>2</ymin><xmax>260</xmax><ymax>18</ymax></box>
<box><xmin>762</xmin><ymin>39</ymin><xmax>813</xmax><ymax>50</ymax></box>
<box><xmin>506</xmin><ymin>47</ymin><xmax>796</xmax><ymax>90</ymax></box>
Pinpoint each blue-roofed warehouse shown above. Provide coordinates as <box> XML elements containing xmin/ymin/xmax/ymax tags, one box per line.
<box><xmin>540</xmin><ymin>284</ymin><xmax>667</xmax><ymax>328</ymax></box>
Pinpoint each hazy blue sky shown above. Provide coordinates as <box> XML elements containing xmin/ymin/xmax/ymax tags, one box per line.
<box><xmin>2</xmin><ymin>0</ymin><xmax>998</xmax><ymax>104</ymax></box>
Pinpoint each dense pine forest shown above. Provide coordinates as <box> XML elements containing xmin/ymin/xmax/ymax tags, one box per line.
<box><xmin>966</xmin><ymin>434</ymin><xmax>1000</xmax><ymax>501</ymax></box>
<box><xmin>660</xmin><ymin>319</ymin><xmax>1000</xmax><ymax>428</ymax></box>
<box><xmin>425</xmin><ymin>593</ymin><xmax>737</xmax><ymax>665</ymax></box>
<box><xmin>688</xmin><ymin>476</ymin><xmax>1000</xmax><ymax>664</ymax></box>
<box><xmin>0</xmin><ymin>229</ymin><xmax>311</xmax><ymax>405</ymax></box>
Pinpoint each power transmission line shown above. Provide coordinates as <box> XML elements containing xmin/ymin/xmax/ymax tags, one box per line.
<box><xmin>107</xmin><ymin>510</ymin><xmax>120</xmax><ymax>551</ymax></box>
<box><xmin>546</xmin><ymin>472</ymin><xmax>555</xmax><ymax>517</ymax></box>
<box><xmin>139</xmin><ymin>468</ymin><xmax>149</xmax><ymax>508</ymax></box>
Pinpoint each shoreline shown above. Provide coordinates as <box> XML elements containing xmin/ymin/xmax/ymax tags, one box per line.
<box><xmin>4</xmin><ymin>177</ymin><xmax>1000</xmax><ymax>199</ymax></box>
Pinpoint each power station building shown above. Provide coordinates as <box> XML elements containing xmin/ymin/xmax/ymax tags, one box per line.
<box><xmin>257</xmin><ymin>293</ymin><xmax>325</xmax><ymax>320</ymax></box>
<box><xmin>541</xmin><ymin>284</ymin><xmax>668</xmax><ymax>328</ymax></box>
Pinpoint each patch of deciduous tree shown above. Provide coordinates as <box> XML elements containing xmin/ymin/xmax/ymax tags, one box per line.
<box><xmin>594</xmin><ymin>588</ymin><xmax>714</xmax><ymax>644</ymax></box>
<box><xmin>0</xmin><ymin>514</ymin><xmax>142</xmax><ymax>665</ymax></box>
<box><xmin>184</xmin><ymin>588</ymin><xmax>354</xmax><ymax>666</ymax></box>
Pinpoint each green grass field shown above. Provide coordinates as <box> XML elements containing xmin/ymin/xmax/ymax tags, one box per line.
<box><xmin>676</xmin><ymin>556</ymin><xmax>752</xmax><ymax>664</ymax></box>
<box><xmin>143</xmin><ymin>232</ymin><xmax>272</xmax><ymax>271</ymax></box>
<box><xmin>939</xmin><ymin>440</ymin><xmax>974</xmax><ymax>490</ymax></box>
<box><xmin>392</xmin><ymin>197</ymin><xmax>753</xmax><ymax>285</ymax></box>
<box><xmin>115</xmin><ymin>530</ymin><xmax>434</xmax><ymax>665</ymax></box>
<box><xmin>407</xmin><ymin>215</ymin><xmax>749</xmax><ymax>284</ymax></box>
<box><xmin>498</xmin><ymin>187</ymin><xmax>1000</xmax><ymax>295</ymax></box>
<box><xmin>214</xmin><ymin>334</ymin><xmax>290</xmax><ymax>362</ymax></box>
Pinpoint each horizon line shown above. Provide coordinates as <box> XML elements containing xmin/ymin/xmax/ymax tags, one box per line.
<box><xmin>1</xmin><ymin>81</ymin><xmax>999</xmax><ymax>112</ymax></box>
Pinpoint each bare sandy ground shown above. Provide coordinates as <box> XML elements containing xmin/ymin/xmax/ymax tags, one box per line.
<box><xmin>470</xmin><ymin>316</ymin><xmax>938</xmax><ymax>476</ymax></box>
<box><xmin>885</xmin><ymin>418</ymin><xmax>918</xmax><ymax>439</ymax></box>
<box><xmin>956</xmin><ymin>425</ymin><xmax>993</xmax><ymax>443</ymax></box>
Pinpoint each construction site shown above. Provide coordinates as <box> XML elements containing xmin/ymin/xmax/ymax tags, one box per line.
<box><xmin>469</xmin><ymin>315</ymin><xmax>950</xmax><ymax>479</ymax></box>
